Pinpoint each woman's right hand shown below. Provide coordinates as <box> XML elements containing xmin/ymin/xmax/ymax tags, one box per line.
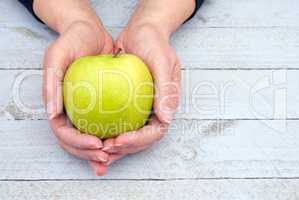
<box><xmin>43</xmin><ymin>20</ymin><xmax>114</xmax><ymax>176</ymax></box>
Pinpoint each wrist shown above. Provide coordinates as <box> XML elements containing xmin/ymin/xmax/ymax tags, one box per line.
<box><xmin>126</xmin><ymin>0</ymin><xmax>195</xmax><ymax>38</ymax></box>
<box><xmin>57</xmin><ymin>18</ymin><xmax>106</xmax><ymax>37</ymax></box>
<box><xmin>57</xmin><ymin>17</ymin><xmax>104</xmax><ymax>35</ymax></box>
<box><xmin>33</xmin><ymin>0</ymin><xmax>105</xmax><ymax>35</ymax></box>
<box><xmin>127</xmin><ymin>20</ymin><xmax>172</xmax><ymax>41</ymax></box>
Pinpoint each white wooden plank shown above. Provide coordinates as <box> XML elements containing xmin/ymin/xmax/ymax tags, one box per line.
<box><xmin>94</xmin><ymin>0</ymin><xmax>299</xmax><ymax>28</ymax></box>
<box><xmin>0</xmin><ymin>70</ymin><xmax>45</xmax><ymax>120</ymax></box>
<box><xmin>1</xmin><ymin>69</ymin><xmax>299</xmax><ymax>120</ymax></box>
<box><xmin>0</xmin><ymin>119</ymin><xmax>299</xmax><ymax>179</ymax></box>
<box><xmin>1</xmin><ymin>1</ymin><xmax>299</xmax><ymax>69</ymax></box>
<box><xmin>0</xmin><ymin>25</ymin><xmax>55</xmax><ymax>70</ymax></box>
<box><xmin>0</xmin><ymin>26</ymin><xmax>298</xmax><ymax>69</ymax></box>
<box><xmin>179</xmin><ymin>69</ymin><xmax>299</xmax><ymax>119</ymax></box>
<box><xmin>0</xmin><ymin>28</ymin><xmax>54</xmax><ymax>70</ymax></box>
<box><xmin>184</xmin><ymin>0</ymin><xmax>299</xmax><ymax>28</ymax></box>
<box><xmin>1</xmin><ymin>179</ymin><xmax>299</xmax><ymax>200</ymax></box>
<box><xmin>2</xmin><ymin>0</ymin><xmax>299</xmax><ymax>28</ymax></box>
<box><xmin>173</xmin><ymin>28</ymin><xmax>299</xmax><ymax>68</ymax></box>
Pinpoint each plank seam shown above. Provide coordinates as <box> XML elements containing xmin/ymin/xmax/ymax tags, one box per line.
<box><xmin>1</xmin><ymin>177</ymin><xmax>299</xmax><ymax>182</ymax></box>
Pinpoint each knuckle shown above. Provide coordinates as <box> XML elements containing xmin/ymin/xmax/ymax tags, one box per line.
<box><xmin>120</xmin><ymin>138</ymin><xmax>133</xmax><ymax>147</ymax></box>
<box><xmin>83</xmin><ymin>137</ymin><xmax>100</xmax><ymax>149</ymax></box>
<box><xmin>156</xmin><ymin>124</ymin><xmax>168</xmax><ymax>141</ymax></box>
<box><xmin>172</xmin><ymin>65</ymin><xmax>181</xmax><ymax>82</ymax></box>
<box><xmin>169</xmin><ymin>95</ymin><xmax>180</xmax><ymax>109</ymax></box>
<box><xmin>51</xmin><ymin>128</ymin><xmax>62</xmax><ymax>141</ymax></box>
<box><xmin>44</xmin><ymin>41</ymin><xmax>69</xmax><ymax>70</ymax></box>
<box><xmin>45</xmin><ymin>43</ymin><xmax>60</xmax><ymax>60</ymax></box>
<box><xmin>156</xmin><ymin>89</ymin><xmax>180</xmax><ymax>113</ymax></box>
<box><xmin>118</xmin><ymin>134</ymin><xmax>137</xmax><ymax>147</ymax></box>
<box><xmin>51</xmin><ymin>126</ymin><xmax>66</xmax><ymax>142</ymax></box>
<box><xmin>158</xmin><ymin>81</ymin><xmax>180</xmax><ymax>96</ymax></box>
<box><xmin>58</xmin><ymin>141</ymin><xmax>66</xmax><ymax>150</ymax></box>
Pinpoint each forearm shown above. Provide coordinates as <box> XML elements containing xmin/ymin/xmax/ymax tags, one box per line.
<box><xmin>127</xmin><ymin>0</ymin><xmax>195</xmax><ymax>38</ymax></box>
<box><xmin>33</xmin><ymin>0</ymin><xmax>103</xmax><ymax>34</ymax></box>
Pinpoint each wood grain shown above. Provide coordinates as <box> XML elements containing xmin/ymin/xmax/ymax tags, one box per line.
<box><xmin>1</xmin><ymin>26</ymin><xmax>298</xmax><ymax>69</ymax></box>
<box><xmin>0</xmin><ymin>119</ymin><xmax>299</xmax><ymax>179</ymax></box>
<box><xmin>1</xmin><ymin>179</ymin><xmax>299</xmax><ymax>200</ymax></box>
<box><xmin>1</xmin><ymin>0</ymin><xmax>298</xmax><ymax>69</ymax></box>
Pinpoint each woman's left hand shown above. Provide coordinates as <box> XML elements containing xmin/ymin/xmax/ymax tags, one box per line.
<box><xmin>102</xmin><ymin>23</ymin><xmax>181</xmax><ymax>165</ymax></box>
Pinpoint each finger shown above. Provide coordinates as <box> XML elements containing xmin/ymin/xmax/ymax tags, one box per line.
<box><xmin>106</xmin><ymin>154</ymin><xmax>124</xmax><ymax>166</ymax></box>
<box><xmin>114</xmin><ymin>116</ymin><xmax>168</xmax><ymax>149</ymax></box>
<box><xmin>172</xmin><ymin>61</ymin><xmax>181</xmax><ymax>100</ymax></box>
<box><xmin>59</xmin><ymin>141</ymin><xmax>108</xmax><ymax>162</ymax></box>
<box><xmin>89</xmin><ymin>161</ymin><xmax>108</xmax><ymax>176</ymax></box>
<box><xmin>103</xmin><ymin>138</ymin><xmax>115</xmax><ymax>148</ymax></box>
<box><xmin>102</xmin><ymin>139</ymin><xmax>117</xmax><ymax>153</ymax></box>
<box><xmin>150</xmin><ymin>54</ymin><xmax>180</xmax><ymax>124</ymax></box>
<box><xmin>103</xmin><ymin>139</ymin><xmax>151</xmax><ymax>155</ymax></box>
<box><xmin>102</xmin><ymin>138</ymin><xmax>127</xmax><ymax>153</ymax></box>
<box><xmin>103</xmin><ymin>138</ymin><xmax>133</xmax><ymax>153</ymax></box>
<box><xmin>155</xmin><ymin>79</ymin><xmax>180</xmax><ymax>123</ymax></box>
<box><xmin>50</xmin><ymin>114</ymin><xmax>103</xmax><ymax>149</ymax></box>
<box><xmin>114</xmin><ymin>36</ymin><xmax>125</xmax><ymax>54</ymax></box>
<box><xmin>117</xmin><ymin>144</ymin><xmax>152</xmax><ymax>156</ymax></box>
<box><xmin>170</xmin><ymin>61</ymin><xmax>181</xmax><ymax>112</ymax></box>
<box><xmin>43</xmin><ymin>40</ymin><xmax>73</xmax><ymax>120</ymax></box>
<box><xmin>101</xmin><ymin>34</ymin><xmax>114</xmax><ymax>54</ymax></box>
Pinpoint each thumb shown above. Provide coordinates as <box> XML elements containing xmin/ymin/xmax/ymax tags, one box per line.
<box><xmin>153</xmin><ymin>60</ymin><xmax>180</xmax><ymax>124</ymax></box>
<box><xmin>43</xmin><ymin>42</ymin><xmax>71</xmax><ymax>120</ymax></box>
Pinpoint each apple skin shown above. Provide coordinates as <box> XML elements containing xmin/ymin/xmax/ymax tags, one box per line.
<box><xmin>63</xmin><ymin>54</ymin><xmax>154</xmax><ymax>139</ymax></box>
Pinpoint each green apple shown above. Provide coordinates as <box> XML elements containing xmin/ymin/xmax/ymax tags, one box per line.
<box><xmin>63</xmin><ymin>54</ymin><xmax>154</xmax><ymax>139</ymax></box>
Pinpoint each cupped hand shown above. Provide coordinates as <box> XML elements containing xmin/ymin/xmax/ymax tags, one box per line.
<box><xmin>102</xmin><ymin>24</ymin><xmax>181</xmax><ymax>164</ymax></box>
<box><xmin>43</xmin><ymin>21</ymin><xmax>114</xmax><ymax>176</ymax></box>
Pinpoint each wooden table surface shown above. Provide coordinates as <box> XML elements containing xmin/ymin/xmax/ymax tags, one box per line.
<box><xmin>1</xmin><ymin>0</ymin><xmax>299</xmax><ymax>199</ymax></box>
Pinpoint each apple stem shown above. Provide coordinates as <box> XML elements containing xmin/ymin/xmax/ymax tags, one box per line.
<box><xmin>113</xmin><ymin>48</ymin><xmax>122</xmax><ymax>58</ymax></box>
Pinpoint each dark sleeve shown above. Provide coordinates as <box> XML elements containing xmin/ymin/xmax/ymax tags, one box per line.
<box><xmin>18</xmin><ymin>0</ymin><xmax>203</xmax><ymax>24</ymax></box>
<box><xmin>186</xmin><ymin>0</ymin><xmax>204</xmax><ymax>22</ymax></box>
<box><xmin>18</xmin><ymin>0</ymin><xmax>43</xmax><ymax>23</ymax></box>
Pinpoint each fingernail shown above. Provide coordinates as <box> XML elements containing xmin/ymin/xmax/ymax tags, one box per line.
<box><xmin>49</xmin><ymin>113</ymin><xmax>56</xmax><ymax>120</ymax></box>
<box><xmin>98</xmin><ymin>156</ymin><xmax>108</xmax><ymax>162</ymax></box>
<box><xmin>46</xmin><ymin>103</ymin><xmax>55</xmax><ymax>119</ymax></box>
<box><xmin>102</xmin><ymin>146</ymin><xmax>111</xmax><ymax>151</ymax></box>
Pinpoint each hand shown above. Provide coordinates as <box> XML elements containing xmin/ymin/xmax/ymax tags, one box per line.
<box><xmin>43</xmin><ymin>21</ymin><xmax>114</xmax><ymax>176</ymax></box>
<box><xmin>102</xmin><ymin>24</ymin><xmax>181</xmax><ymax>165</ymax></box>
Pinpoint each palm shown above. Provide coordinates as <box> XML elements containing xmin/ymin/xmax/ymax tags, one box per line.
<box><xmin>118</xmin><ymin>25</ymin><xmax>176</xmax><ymax>71</ymax></box>
<box><xmin>119</xmin><ymin>25</ymin><xmax>181</xmax><ymax>120</ymax></box>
